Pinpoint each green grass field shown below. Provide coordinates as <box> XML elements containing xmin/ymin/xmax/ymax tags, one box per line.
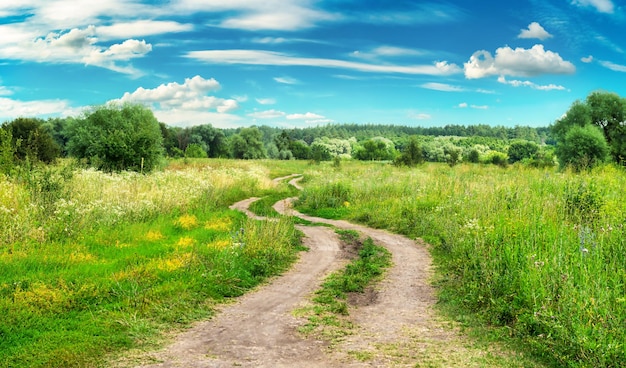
<box><xmin>296</xmin><ymin>161</ymin><xmax>626</xmax><ymax>368</ymax></box>
<box><xmin>1</xmin><ymin>158</ymin><xmax>624</xmax><ymax>367</ymax></box>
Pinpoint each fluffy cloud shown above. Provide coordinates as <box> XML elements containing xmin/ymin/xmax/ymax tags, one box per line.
<box><xmin>465</xmin><ymin>44</ymin><xmax>575</xmax><ymax>79</ymax></box>
<box><xmin>117</xmin><ymin>76</ymin><xmax>240</xmax><ymax>122</ymax></box>
<box><xmin>0</xmin><ymin>25</ymin><xmax>152</xmax><ymax>75</ymax></box>
<box><xmin>571</xmin><ymin>0</ymin><xmax>614</xmax><ymax>13</ymax></box>
<box><xmin>187</xmin><ymin>49</ymin><xmax>461</xmax><ymax>76</ymax></box>
<box><xmin>518</xmin><ymin>22</ymin><xmax>553</xmax><ymax>41</ymax></box>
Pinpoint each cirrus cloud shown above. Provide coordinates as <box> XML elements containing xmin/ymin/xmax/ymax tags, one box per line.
<box><xmin>187</xmin><ymin>49</ymin><xmax>461</xmax><ymax>76</ymax></box>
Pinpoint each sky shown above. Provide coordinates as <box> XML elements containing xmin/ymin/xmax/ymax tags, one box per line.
<box><xmin>1</xmin><ymin>0</ymin><xmax>625</xmax><ymax>129</ymax></box>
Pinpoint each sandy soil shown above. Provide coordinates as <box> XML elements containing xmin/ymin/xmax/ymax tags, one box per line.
<box><xmin>133</xmin><ymin>175</ymin><xmax>503</xmax><ymax>368</ymax></box>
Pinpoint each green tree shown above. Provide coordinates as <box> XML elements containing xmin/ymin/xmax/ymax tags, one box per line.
<box><xmin>66</xmin><ymin>103</ymin><xmax>164</xmax><ymax>172</ymax></box>
<box><xmin>556</xmin><ymin>124</ymin><xmax>609</xmax><ymax>171</ymax></box>
<box><xmin>185</xmin><ymin>143</ymin><xmax>207</xmax><ymax>158</ymax></box>
<box><xmin>230</xmin><ymin>127</ymin><xmax>266</xmax><ymax>159</ymax></box>
<box><xmin>394</xmin><ymin>136</ymin><xmax>423</xmax><ymax>167</ymax></box>
<box><xmin>354</xmin><ymin>137</ymin><xmax>397</xmax><ymax>161</ymax></box>
<box><xmin>290</xmin><ymin>139</ymin><xmax>311</xmax><ymax>160</ymax></box>
<box><xmin>0</xmin><ymin>128</ymin><xmax>18</xmax><ymax>175</ymax></box>
<box><xmin>508</xmin><ymin>140</ymin><xmax>539</xmax><ymax>163</ymax></box>
<box><xmin>586</xmin><ymin>91</ymin><xmax>626</xmax><ymax>163</ymax></box>
<box><xmin>4</xmin><ymin>117</ymin><xmax>60</xmax><ymax>164</ymax></box>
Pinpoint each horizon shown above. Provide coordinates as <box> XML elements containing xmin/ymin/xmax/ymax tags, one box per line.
<box><xmin>1</xmin><ymin>1</ymin><xmax>625</xmax><ymax>129</ymax></box>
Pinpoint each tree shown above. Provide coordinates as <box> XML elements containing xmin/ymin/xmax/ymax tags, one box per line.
<box><xmin>0</xmin><ymin>128</ymin><xmax>18</xmax><ymax>175</ymax></box>
<box><xmin>230</xmin><ymin>127</ymin><xmax>266</xmax><ymax>159</ymax></box>
<box><xmin>553</xmin><ymin>91</ymin><xmax>626</xmax><ymax>166</ymax></box>
<box><xmin>354</xmin><ymin>137</ymin><xmax>397</xmax><ymax>161</ymax></box>
<box><xmin>556</xmin><ymin>124</ymin><xmax>609</xmax><ymax>171</ymax></box>
<box><xmin>185</xmin><ymin>143</ymin><xmax>208</xmax><ymax>158</ymax></box>
<box><xmin>394</xmin><ymin>136</ymin><xmax>424</xmax><ymax>167</ymax></box>
<box><xmin>4</xmin><ymin>117</ymin><xmax>60</xmax><ymax>164</ymax></box>
<box><xmin>290</xmin><ymin>139</ymin><xmax>311</xmax><ymax>160</ymax></box>
<box><xmin>66</xmin><ymin>103</ymin><xmax>164</xmax><ymax>172</ymax></box>
<box><xmin>508</xmin><ymin>140</ymin><xmax>539</xmax><ymax>163</ymax></box>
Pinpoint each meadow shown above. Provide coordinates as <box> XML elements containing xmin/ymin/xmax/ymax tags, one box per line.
<box><xmin>0</xmin><ymin>159</ymin><xmax>303</xmax><ymax>367</ymax></box>
<box><xmin>296</xmin><ymin>161</ymin><xmax>625</xmax><ymax>367</ymax></box>
<box><xmin>1</xmin><ymin>158</ymin><xmax>624</xmax><ymax>367</ymax></box>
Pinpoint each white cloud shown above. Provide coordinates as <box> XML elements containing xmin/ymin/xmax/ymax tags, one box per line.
<box><xmin>187</xmin><ymin>49</ymin><xmax>461</xmax><ymax>76</ymax></box>
<box><xmin>155</xmin><ymin>109</ymin><xmax>242</xmax><ymax>128</ymax></box>
<box><xmin>97</xmin><ymin>20</ymin><xmax>194</xmax><ymax>41</ymax></box>
<box><xmin>0</xmin><ymin>97</ymin><xmax>73</xmax><ymax>120</ymax></box>
<box><xmin>409</xmin><ymin>112</ymin><xmax>431</xmax><ymax>120</ymax></box>
<box><xmin>518</xmin><ymin>22</ymin><xmax>553</xmax><ymax>41</ymax></box>
<box><xmin>304</xmin><ymin>118</ymin><xmax>334</xmax><ymax>124</ymax></box>
<box><xmin>465</xmin><ymin>44</ymin><xmax>575</xmax><ymax>79</ymax></box>
<box><xmin>458</xmin><ymin>102</ymin><xmax>468</xmax><ymax>108</ymax></box>
<box><xmin>421</xmin><ymin>82</ymin><xmax>465</xmax><ymax>92</ymax></box>
<box><xmin>497</xmin><ymin>76</ymin><xmax>567</xmax><ymax>91</ymax></box>
<box><xmin>274</xmin><ymin>76</ymin><xmax>300</xmax><ymax>85</ymax></box>
<box><xmin>352</xmin><ymin>45</ymin><xmax>427</xmax><ymax>60</ymax></box>
<box><xmin>0</xmin><ymin>86</ymin><xmax>13</xmax><ymax>96</ymax></box>
<box><xmin>256</xmin><ymin>98</ymin><xmax>276</xmax><ymax>105</ymax></box>
<box><xmin>581</xmin><ymin>55</ymin><xmax>594</xmax><ymax>63</ymax></box>
<box><xmin>286</xmin><ymin>112</ymin><xmax>325</xmax><ymax>120</ymax></box>
<box><xmin>0</xmin><ymin>25</ymin><xmax>152</xmax><ymax>75</ymax></box>
<box><xmin>115</xmin><ymin>76</ymin><xmax>240</xmax><ymax>125</ymax></box>
<box><xmin>571</xmin><ymin>0</ymin><xmax>614</xmax><ymax>13</ymax></box>
<box><xmin>470</xmin><ymin>104</ymin><xmax>489</xmax><ymax>109</ymax></box>
<box><xmin>600</xmin><ymin>60</ymin><xmax>626</xmax><ymax>72</ymax></box>
<box><xmin>217</xmin><ymin>3</ymin><xmax>338</xmax><ymax>31</ymax></box>
<box><xmin>247</xmin><ymin>109</ymin><xmax>286</xmax><ymax>119</ymax></box>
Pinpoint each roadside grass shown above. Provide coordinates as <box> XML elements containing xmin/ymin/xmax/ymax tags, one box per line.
<box><xmin>295</xmin><ymin>161</ymin><xmax>626</xmax><ymax>368</ymax></box>
<box><xmin>295</xmin><ymin>229</ymin><xmax>392</xmax><ymax>344</ymax></box>
<box><xmin>0</xmin><ymin>159</ymin><xmax>302</xmax><ymax>367</ymax></box>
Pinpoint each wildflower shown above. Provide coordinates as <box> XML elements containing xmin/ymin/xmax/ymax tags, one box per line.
<box><xmin>343</xmin><ymin>201</ymin><xmax>350</xmax><ymax>207</ymax></box>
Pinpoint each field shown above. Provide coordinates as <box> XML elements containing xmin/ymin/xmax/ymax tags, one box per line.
<box><xmin>297</xmin><ymin>161</ymin><xmax>626</xmax><ymax>367</ymax></box>
<box><xmin>0</xmin><ymin>158</ymin><xmax>624</xmax><ymax>367</ymax></box>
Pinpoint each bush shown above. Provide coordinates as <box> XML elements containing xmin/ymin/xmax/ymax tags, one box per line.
<box><xmin>556</xmin><ymin>124</ymin><xmax>609</xmax><ymax>172</ymax></box>
<box><xmin>185</xmin><ymin>143</ymin><xmax>207</xmax><ymax>158</ymax></box>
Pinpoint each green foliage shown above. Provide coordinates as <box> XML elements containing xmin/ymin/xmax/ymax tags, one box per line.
<box><xmin>353</xmin><ymin>136</ymin><xmax>397</xmax><ymax>161</ymax></box>
<box><xmin>444</xmin><ymin>144</ymin><xmax>463</xmax><ymax>167</ymax></box>
<box><xmin>66</xmin><ymin>103</ymin><xmax>164</xmax><ymax>172</ymax></box>
<box><xmin>553</xmin><ymin>91</ymin><xmax>626</xmax><ymax>166</ymax></box>
<box><xmin>0</xmin><ymin>128</ymin><xmax>18</xmax><ymax>175</ymax></box>
<box><xmin>230</xmin><ymin>127</ymin><xmax>267</xmax><ymax>159</ymax></box>
<box><xmin>556</xmin><ymin>124</ymin><xmax>609</xmax><ymax>171</ymax></box>
<box><xmin>508</xmin><ymin>140</ymin><xmax>539</xmax><ymax>163</ymax></box>
<box><xmin>4</xmin><ymin>117</ymin><xmax>60</xmax><ymax>164</ymax></box>
<box><xmin>563</xmin><ymin>179</ymin><xmax>604</xmax><ymax>224</ymax></box>
<box><xmin>184</xmin><ymin>143</ymin><xmax>207</xmax><ymax>158</ymax></box>
<box><xmin>394</xmin><ymin>135</ymin><xmax>424</xmax><ymax>167</ymax></box>
<box><xmin>310</xmin><ymin>141</ymin><xmax>332</xmax><ymax>162</ymax></box>
<box><xmin>290</xmin><ymin>139</ymin><xmax>311</xmax><ymax>160</ymax></box>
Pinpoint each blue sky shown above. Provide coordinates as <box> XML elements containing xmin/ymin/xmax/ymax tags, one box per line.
<box><xmin>1</xmin><ymin>0</ymin><xmax>625</xmax><ymax>128</ymax></box>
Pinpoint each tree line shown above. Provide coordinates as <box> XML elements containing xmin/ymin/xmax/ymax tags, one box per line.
<box><xmin>1</xmin><ymin>91</ymin><xmax>624</xmax><ymax>173</ymax></box>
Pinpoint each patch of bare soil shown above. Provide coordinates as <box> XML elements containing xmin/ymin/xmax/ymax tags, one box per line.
<box><xmin>129</xmin><ymin>175</ymin><xmax>535</xmax><ymax>368</ymax></box>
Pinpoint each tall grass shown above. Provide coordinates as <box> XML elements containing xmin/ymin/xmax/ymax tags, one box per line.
<box><xmin>0</xmin><ymin>159</ymin><xmax>300</xmax><ymax>367</ymax></box>
<box><xmin>296</xmin><ymin>161</ymin><xmax>626</xmax><ymax>367</ymax></box>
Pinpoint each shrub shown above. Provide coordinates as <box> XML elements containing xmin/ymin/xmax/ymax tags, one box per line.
<box><xmin>556</xmin><ymin>124</ymin><xmax>609</xmax><ymax>172</ymax></box>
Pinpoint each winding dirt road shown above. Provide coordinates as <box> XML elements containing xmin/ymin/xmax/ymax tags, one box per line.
<box><xmin>134</xmin><ymin>175</ymin><xmax>509</xmax><ymax>367</ymax></box>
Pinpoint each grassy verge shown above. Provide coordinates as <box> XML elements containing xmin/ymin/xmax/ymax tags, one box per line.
<box><xmin>296</xmin><ymin>230</ymin><xmax>391</xmax><ymax>344</ymax></box>
<box><xmin>0</xmin><ymin>159</ymin><xmax>302</xmax><ymax>367</ymax></box>
<box><xmin>295</xmin><ymin>161</ymin><xmax>626</xmax><ymax>367</ymax></box>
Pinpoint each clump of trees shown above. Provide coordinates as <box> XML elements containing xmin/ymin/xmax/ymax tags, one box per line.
<box><xmin>552</xmin><ymin>91</ymin><xmax>625</xmax><ymax>171</ymax></box>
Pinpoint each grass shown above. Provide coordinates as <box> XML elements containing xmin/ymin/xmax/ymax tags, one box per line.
<box><xmin>0</xmin><ymin>159</ymin><xmax>302</xmax><ymax>367</ymax></box>
<box><xmin>295</xmin><ymin>161</ymin><xmax>626</xmax><ymax>368</ymax></box>
<box><xmin>296</xmin><ymin>229</ymin><xmax>392</xmax><ymax>343</ymax></box>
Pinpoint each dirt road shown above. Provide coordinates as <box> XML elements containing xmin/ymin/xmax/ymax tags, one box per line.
<box><xmin>134</xmin><ymin>175</ymin><xmax>512</xmax><ymax>367</ymax></box>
